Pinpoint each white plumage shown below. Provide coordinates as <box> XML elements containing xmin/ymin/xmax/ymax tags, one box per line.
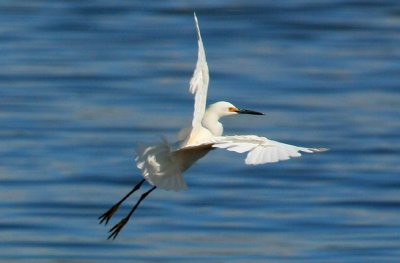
<box><xmin>189</xmin><ymin>13</ymin><xmax>209</xmax><ymax>128</ymax></box>
<box><xmin>135</xmin><ymin>139</ymin><xmax>187</xmax><ymax>191</ymax></box>
<box><xmin>99</xmin><ymin>13</ymin><xmax>329</xmax><ymax>240</ymax></box>
<box><xmin>211</xmin><ymin>135</ymin><xmax>327</xmax><ymax>165</ymax></box>
<box><xmin>135</xmin><ymin>13</ymin><xmax>327</xmax><ymax>191</ymax></box>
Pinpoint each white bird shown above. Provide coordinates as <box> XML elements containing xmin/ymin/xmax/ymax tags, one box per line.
<box><xmin>99</xmin><ymin>13</ymin><xmax>327</xmax><ymax>239</ymax></box>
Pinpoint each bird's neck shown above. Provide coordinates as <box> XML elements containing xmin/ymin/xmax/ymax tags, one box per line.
<box><xmin>202</xmin><ymin>111</ymin><xmax>223</xmax><ymax>136</ymax></box>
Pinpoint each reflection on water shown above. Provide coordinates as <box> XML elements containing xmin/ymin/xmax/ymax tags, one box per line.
<box><xmin>1</xmin><ymin>0</ymin><xmax>399</xmax><ymax>262</ymax></box>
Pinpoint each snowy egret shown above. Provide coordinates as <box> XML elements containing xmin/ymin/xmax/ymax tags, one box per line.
<box><xmin>99</xmin><ymin>13</ymin><xmax>327</xmax><ymax>239</ymax></box>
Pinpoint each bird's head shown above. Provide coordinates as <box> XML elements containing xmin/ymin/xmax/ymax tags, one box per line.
<box><xmin>209</xmin><ymin>101</ymin><xmax>264</xmax><ymax>118</ymax></box>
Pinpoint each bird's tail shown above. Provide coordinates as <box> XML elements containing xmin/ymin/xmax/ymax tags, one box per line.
<box><xmin>135</xmin><ymin>138</ymin><xmax>188</xmax><ymax>191</ymax></box>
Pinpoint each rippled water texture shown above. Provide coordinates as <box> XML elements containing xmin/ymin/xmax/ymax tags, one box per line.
<box><xmin>1</xmin><ymin>1</ymin><xmax>399</xmax><ymax>262</ymax></box>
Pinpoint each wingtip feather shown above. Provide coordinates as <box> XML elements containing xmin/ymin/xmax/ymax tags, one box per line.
<box><xmin>312</xmin><ymin>148</ymin><xmax>329</xmax><ymax>152</ymax></box>
<box><xmin>193</xmin><ymin>13</ymin><xmax>201</xmax><ymax>42</ymax></box>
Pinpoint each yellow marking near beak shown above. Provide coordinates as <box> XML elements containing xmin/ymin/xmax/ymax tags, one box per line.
<box><xmin>228</xmin><ymin>107</ymin><xmax>239</xmax><ymax>112</ymax></box>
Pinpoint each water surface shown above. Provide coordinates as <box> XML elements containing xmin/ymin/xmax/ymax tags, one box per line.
<box><xmin>1</xmin><ymin>1</ymin><xmax>399</xmax><ymax>262</ymax></box>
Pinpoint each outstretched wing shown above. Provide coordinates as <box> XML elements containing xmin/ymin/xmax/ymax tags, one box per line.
<box><xmin>189</xmin><ymin>13</ymin><xmax>209</xmax><ymax>128</ymax></box>
<box><xmin>211</xmin><ymin>135</ymin><xmax>328</xmax><ymax>165</ymax></box>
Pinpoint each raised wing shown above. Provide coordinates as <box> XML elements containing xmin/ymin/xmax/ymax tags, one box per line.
<box><xmin>189</xmin><ymin>13</ymin><xmax>209</xmax><ymax>127</ymax></box>
<box><xmin>211</xmin><ymin>135</ymin><xmax>328</xmax><ymax>165</ymax></box>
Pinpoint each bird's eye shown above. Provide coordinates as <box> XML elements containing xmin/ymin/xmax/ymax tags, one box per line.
<box><xmin>228</xmin><ymin>107</ymin><xmax>237</xmax><ymax>112</ymax></box>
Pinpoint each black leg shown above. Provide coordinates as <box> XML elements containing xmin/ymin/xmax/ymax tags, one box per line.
<box><xmin>98</xmin><ymin>179</ymin><xmax>146</xmax><ymax>225</ymax></box>
<box><xmin>108</xmin><ymin>186</ymin><xmax>157</xmax><ymax>240</ymax></box>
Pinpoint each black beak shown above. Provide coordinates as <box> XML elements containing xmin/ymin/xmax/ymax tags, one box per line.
<box><xmin>236</xmin><ymin>108</ymin><xmax>265</xmax><ymax>115</ymax></box>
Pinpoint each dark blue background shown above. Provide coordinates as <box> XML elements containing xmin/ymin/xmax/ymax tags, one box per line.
<box><xmin>1</xmin><ymin>1</ymin><xmax>399</xmax><ymax>262</ymax></box>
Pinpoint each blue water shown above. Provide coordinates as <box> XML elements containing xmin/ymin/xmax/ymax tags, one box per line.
<box><xmin>1</xmin><ymin>1</ymin><xmax>399</xmax><ymax>262</ymax></box>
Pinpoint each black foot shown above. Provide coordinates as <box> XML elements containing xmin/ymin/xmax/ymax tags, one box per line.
<box><xmin>108</xmin><ymin>217</ymin><xmax>129</xmax><ymax>240</ymax></box>
<box><xmin>98</xmin><ymin>179</ymin><xmax>146</xmax><ymax>225</ymax></box>
<box><xmin>98</xmin><ymin>203</ymin><xmax>120</xmax><ymax>225</ymax></box>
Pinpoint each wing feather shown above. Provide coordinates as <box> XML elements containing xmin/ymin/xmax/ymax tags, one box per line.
<box><xmin>135</xmin><ymin>139</ymin><xmax>188</xmax><ymax>191</ymax></box>
<box><xmin>189</xmin><ymin>13</ymin><xmax>209</xmax><ymax>128</ymax></box>
<box><xmin>211</xmin><ymin>135</ymin><xmax>328</xmax><ymax>165</ymax></box>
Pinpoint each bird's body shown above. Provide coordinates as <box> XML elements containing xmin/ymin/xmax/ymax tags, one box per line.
<box><xmin>99</xmin><ymin>13</ymin><xmax>327</xmax><ymax>239</ymax></box>
<box><xmin>180</xmin><ymin>101</ymin><xmax>238</xmax><ymax>147</ymax></box>
<box><xmin>133</xmin><ymin>15</ymin><xmax>326</xmax><ymax>191</ymax></box>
